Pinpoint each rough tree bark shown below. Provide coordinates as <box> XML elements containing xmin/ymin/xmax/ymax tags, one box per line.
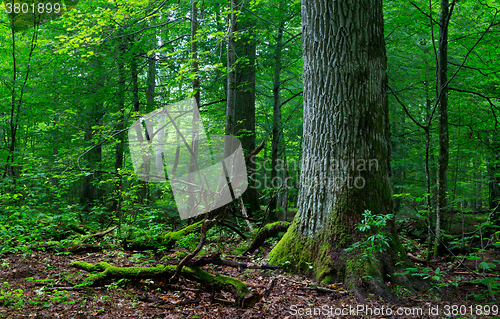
<box><xmin>226</xmin><ymin>0</ymin><xmax>260</xmax><ymax>214</ymax></box>
<box><xmin>435</xmin><ymin>0</ymin><xmax>450</xmax><ymax>257</ymax></box>
<box><xmin>268</xmin><ymin>0</ymin><xmax>418</xmax><ymax>297</ymax></box>
<box><xmin>269</xmin><ymin>2</ymin><xmax>285</xmax><ymax>220</ymax></box>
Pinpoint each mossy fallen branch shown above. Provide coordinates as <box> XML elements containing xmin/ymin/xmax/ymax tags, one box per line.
<box><xmin>123</xmin><ymin>220</ymin><xmax>203</xmax><ymax>251</ymax></box>
<box><xmin>71</xmin><ymin>260</ymin><xmax>260</xmax><ymax>307</ymax></box>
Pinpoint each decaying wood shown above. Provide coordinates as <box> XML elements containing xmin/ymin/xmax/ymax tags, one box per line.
<box><xmin>123</xmin><ymin>220</ymin><xmax>203</xmax><ymax>250</ymax></box>
<box><xmin>37</xmin><ymin>243</ymin><xmax>102</xmax><ymax>254</ymax></box>
<box><xmin>287</xmin><ymin>278</ymin><xmax>348</xmax><ymax>294</ymax></box>
<box><xmin>71</xmin><ymin>260</ymin><xmax>261</xmax><ymax>308</ymax></box>
<box><xmin>68</xmin><ymin>224</ymin><xmax>87</xmax><ymax>235</ymax></box>
<box><xmin>407</xmin><ymin>252</ymin><xmax>446</xmax><ymax>264</ymax></box>
<box><xmin>261</xmin><ymin>278</ymin><xmax>276</xmax><ymax>298</ymax></box>
<box><xmin>406</xmin><ymin>252</ymin><xmax>427</xmax><ymax>264</ymax></box>
<box><xmin>218</xmin><ymin>220</ymin><xmax>247</xmax><ymax>239</ymax></box>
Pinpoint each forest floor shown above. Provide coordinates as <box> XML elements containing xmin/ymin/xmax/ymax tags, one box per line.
<box><xmin>0</xmin><ymin>244</ymin><xmax>499</xmax><ymax>319</ymax></box>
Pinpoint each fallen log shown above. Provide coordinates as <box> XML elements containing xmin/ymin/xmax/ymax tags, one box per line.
<box><xmin>71</xmin><ymin>260</ymin><xmax>261</xmax><ymax>308</ymax></box>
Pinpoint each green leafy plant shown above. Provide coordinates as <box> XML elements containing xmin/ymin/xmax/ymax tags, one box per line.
<box><xmin>344</xmin><ymin>210</ymin><xmax>394</xmax><ymax>261</ymax></box>
<box><xmin>468</xmin><ymin>258</ymin><xmax>500</xmax><ymax>301</ymax></box>
<box><xmin>0</xmin><ymin>282</ymin><xmax>24</xmax><ymax>307</ymax></box>
<box><xmin>49</xmin><ymin>290</ymin><xmax>75</xmax><ymax>304</ymax></box>
<box><xmin>105</xmin><ymin>278</ymin><xmax>130</xmax><ymax>290</ymax></box>
<box><xmin>177</xmin><ymin>232</ymin><xmax>201</xmax><ymax>251</ymax></box>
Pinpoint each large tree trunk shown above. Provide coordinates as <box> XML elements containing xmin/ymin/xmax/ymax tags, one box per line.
<box><xmin>435</xmin><ymin>0</ymin><xmax>450</xmax><ymax>257</ymax></box>
<box><xmin>269</xmin><ymin>0</ymin><xmax>417</xmax><ymax>297</ymax></box>
<box><xmin>226</xmin><ymin>0</ymin><xmax>260</xmax><ymax>214</ymax></box>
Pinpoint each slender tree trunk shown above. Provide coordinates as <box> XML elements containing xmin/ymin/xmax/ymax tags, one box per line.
<box><xmin>80</xmin><ymin>59</ymin><xmax>104</xmax><ymax>206</ymax></box>
<box><xmin>277</xmin><ymin>154</ymin><xmax>289</xmax><ymax>220</ymax></box>
<box><xmin>146</xmin><ymin>16</ymin><xmax>156</xmax><ymax>112</ymax></box>
<box><xmin>131</xmin><ymin>51</ymin><xmax>140</xmax><ymax>114</ymax></box>
<box><xmin>115</xmin><ymin>41</ymin><xmax>127</xmax><ymax>172</ymax></box>
<box><xmin>225</xmin><ymin>0</ymin><xmax>259</xmax><ymax>213</ymax></box>
<box><xmin>424</xmin><ymin>69</ymin><xmax>434</xmax><ymax>261</ymax></box>
<box><xmin>487</xmin><ymin>138</ymin><xmax>500</xmax><ymax>210</ymax></box>
<box><xmin>5</xmin><ymin>27</ymin><xmax>18</xmax><ymax>179</ymax></box>
<box><xmin>130</xmin><ymin>47</ymin><xmax>148</xmax><ymax>202</ymax></box>
<box><xmin>269</xmin><ymin>0</ymin><xmax>418</xmax><ymax>297</ymax></box>
<box><xmin>4</xmin><ymin>26</ymin><xmax>37</xmax><ymax>179</ymax></box>
<box><xmin>269</xmin><ymin>2</ymin><xmax>285</xmax><ymax>220</ymax></box>
<box><xmin>113</xmin><ymin>40</ymin><xmax>127</xmax><ymax>218</ymax></box>
<box><xmin>435</xmin><ymin>0</ymin><xmax>450</xmax><ymax>257</ymax></box>
<box><xmin>187</xmin><ymin>1</ymin><xmax>200</xmax><ymax>216</ymax></box>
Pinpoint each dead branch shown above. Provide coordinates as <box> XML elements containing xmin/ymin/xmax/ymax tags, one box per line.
<box><xmin>245</xmin><ymin>139</ymin><xmax>265</xmax><ymax>164</ymax></box>
<box><xmin>82</xmin><ymin>226</ymin><xmax>117</xmax><ymax>242</ymax></box>
<box><xmin>188</xmin><ymin>252</ymin><xmax>279</xmax><ymax>271</ymax></box>
<box><xmin>171</xmin><ymin>215</ymin><xmax>218</xmax><ymax>282</ymax></box>
<box><xmin>239</xmin><ymin>197</ymin><xmax>254</xmax><ymax>232</ymax></box>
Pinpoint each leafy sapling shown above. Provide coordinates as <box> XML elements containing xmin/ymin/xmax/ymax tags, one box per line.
<box><xmin>344</xmin><ymin>210</ymin><xmax>394</xmax><ymax>262</ymax></box>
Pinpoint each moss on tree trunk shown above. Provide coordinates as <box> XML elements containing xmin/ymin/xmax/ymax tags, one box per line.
<box><xmin>268</xmin><ymin>217</ymin><xmax>420</xmax><ymax>299</ymax></box>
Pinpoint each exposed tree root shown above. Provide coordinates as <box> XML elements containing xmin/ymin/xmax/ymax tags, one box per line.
<box><xmin>71</xmin><ymin>260</ymin><xmax>261</xmax><ymax>307</ymax></box>
<box><xmin>243</xmin><ymin>221</ymin><xmax>290</xmax><ymax>255</ymax></box>
<box><xmin>123</xmin><ymin>220</ymin><xmax>203</xmax><ymax>251</ymax></box>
